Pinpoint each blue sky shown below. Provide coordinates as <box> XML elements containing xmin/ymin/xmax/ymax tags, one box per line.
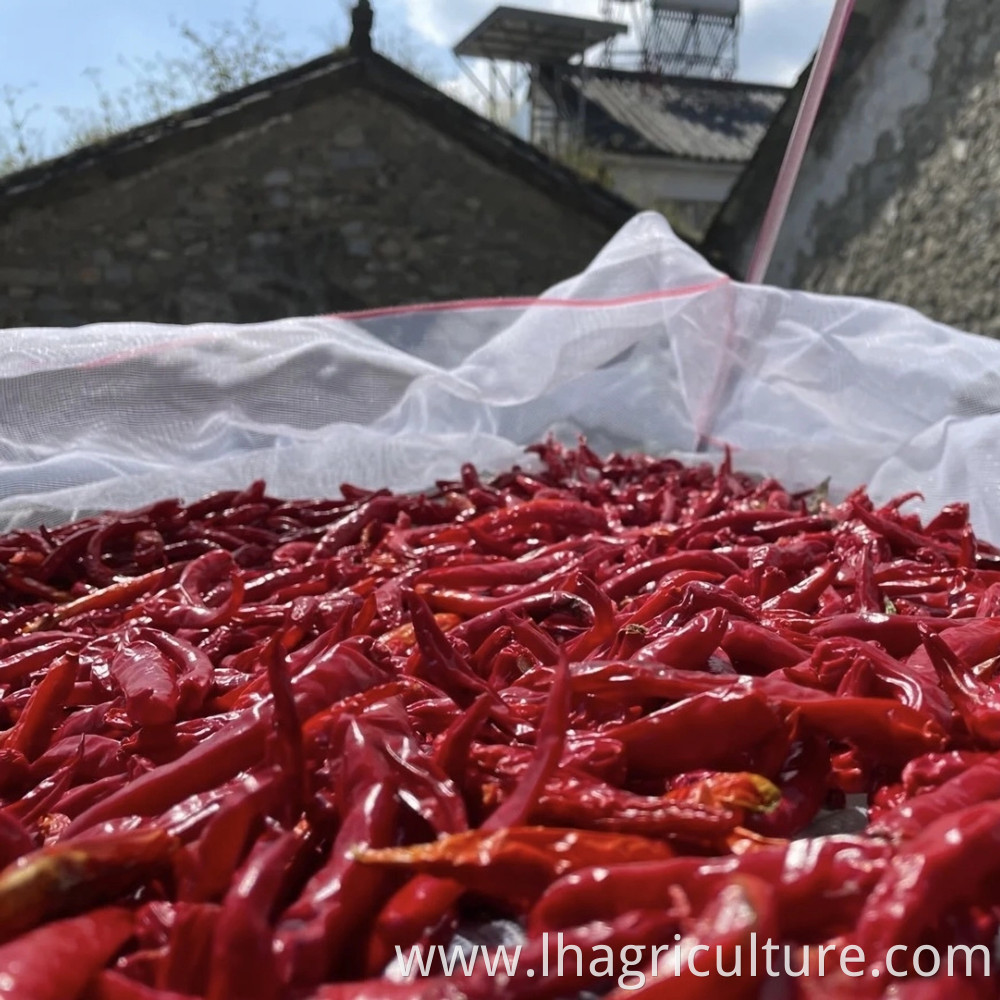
<box><xmin>1</xmin><ymin>0</ymin><xmax>835</xmax><ymax>154</ymax></box>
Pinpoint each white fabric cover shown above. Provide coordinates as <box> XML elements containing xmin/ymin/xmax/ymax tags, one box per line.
<box><xmin>3</xmin><ymin>212</ymin><xmax>998</xmax><ymax>537</ymax></box>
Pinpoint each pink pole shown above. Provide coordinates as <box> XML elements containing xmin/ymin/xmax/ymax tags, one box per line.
<box><xmin>745</xmin><ymin>0</ymin><xmax>856</xmax><ymax>284</ymax></box>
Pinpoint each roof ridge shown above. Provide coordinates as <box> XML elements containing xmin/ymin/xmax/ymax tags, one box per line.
<box><xmin>0</xmin><ymin>48</ymin><xmax>638</xmax><ymax>234</ymax></box>
<box><xmin>0</xmin><ymin>50</ymin><xmax>359</xmax><ymax>199</ymax></box>
<box><xmin>361</xmin><ymin>55</ymin><xmax>638</xmax><ymax>227</ymax></box>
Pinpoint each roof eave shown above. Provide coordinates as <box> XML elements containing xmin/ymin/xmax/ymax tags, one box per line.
<box><xmin>0</xmin><ymin>48</ymin><xmax>640</xmax><ymax>238</ymax></box>
<box><xmin>595</xmin><ymin>145</ymin><xmax>754</xmax><ymax>165</ymax></box>
<box><xmin>0</xmin><ymin>52</ymin><xmax>363</xmax><ymax>212</ymax></box>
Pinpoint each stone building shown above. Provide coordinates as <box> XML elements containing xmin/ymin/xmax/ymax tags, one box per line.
<box><xmin>0</xmin><ymin>49</ymin><xmax>636</xmax><ymax>328</ymax></box>
<box><xmin>533</xmin><ymin>63</ymin><xmax>786</xmax><ymax>238</ymax></box>
<box><xmin>703</xmin><ymin>0</ymin><xmax>1000</xmax><ymax>337</ymax></box>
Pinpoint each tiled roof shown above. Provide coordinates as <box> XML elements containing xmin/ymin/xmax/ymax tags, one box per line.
<box><xmin>540</xmin><ymin>66</ymin><xmax>788</xmax><ymax>164</ymax></box>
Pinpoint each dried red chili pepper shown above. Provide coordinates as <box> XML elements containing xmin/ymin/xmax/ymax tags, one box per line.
<box><xmin>854</xmin><ymin>798</ymin><xmax>1000</xmax><ymax>966</ymax></box>
<box><xmin>530</xmin><ymin>834</ymin><xmax>889</xmax><ymax>941</ymax></box>
<box><xmin>867</xmin><ymin>753</ymin><xmax>1000</xmax><ymax>842</ymax></box>
<box><xmin>206</xmin><ymin>828</ymin><xmax>306</xmax><ymax>1000</ymax></box>
<box><xmin>0</xmin><ymin>906</ymin><xmax>135</xmax><ymax>1000</ymax></box>
<box><xmin>3</xmin><ymin>440</ymin><xmax>1000</xmax><ymax>997</ymax></box>
<box><xmin>608</xmin><ymin>688</ymin><xmax>785</xmax><ymax>779</ymax></box>
<box><xmin>357</xmin><ymin>826</ymin><xmax>675</xmax><ymax>910</ymax></box>
<box><xmin>0</xmin><ymin>827</ymin><xmax>177</xmax><ymax>942</ymax></box>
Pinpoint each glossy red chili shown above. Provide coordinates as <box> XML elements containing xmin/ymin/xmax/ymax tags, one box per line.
<box><xmin>0</xmin><ymin>440</ymin><xmax>997</xmax><ymax>998</ymax></box>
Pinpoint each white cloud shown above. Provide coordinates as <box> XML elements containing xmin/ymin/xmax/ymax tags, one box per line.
<box><xmin>394</xmin><ymin>0</ymin><xmax>838</xmax><ymax>126</ymax></box>
<box><xmin>399</xmin><ymin>0</ymin><xmax>832</xmax><ymax>87</ymax></box>
<box><xmin>405</xmin><ymin>0</ymin><xmax>493</xmax><ymax>47</ymax></box>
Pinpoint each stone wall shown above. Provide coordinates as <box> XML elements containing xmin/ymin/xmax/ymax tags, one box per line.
<box><xmin>0</xmin><ymin>85</ymin><xmax>622</xmax><ymax>327</ymax></box>
<box><xmin>711</xmin><ymin>0</ymin><xmax>1000</xmax><ymax>336</ymax></box>
<box><xmin>795</xmin><ymin>0</ymin><xmax>1000</xmax><ymax>336</ymax></box>
<box><xmin>602</xmin><ymin>155</ymin><xmax>740</xmax><ymax>239</ymax></box>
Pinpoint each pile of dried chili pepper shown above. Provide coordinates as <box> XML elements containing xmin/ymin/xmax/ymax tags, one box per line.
<box><xmin>1</xmin><ymin>439</ymin><xmax>999</xmax><ymax>999</ymax></box>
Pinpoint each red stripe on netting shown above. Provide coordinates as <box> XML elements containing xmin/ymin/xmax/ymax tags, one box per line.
<box><xmin>77</xmin><ymin>333</ymin><xmax>226</xmax><ymax>370</ymax></box>
<box><xmin>329</xmin><ymin>277</ymin><xmax>731</xmax><ymax>321</ymax></box>
<box><xmin>66</xmin><ymin>276</ymin><xmax>730</xmax><ymax>371</ymax></box>
<box><xmin>746</xmin><ymin>0</ymin><xmax>856</xmax><ymax>284</ymax></box>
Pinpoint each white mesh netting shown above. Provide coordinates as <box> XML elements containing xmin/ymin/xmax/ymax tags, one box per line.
<box><xmin>3</xmin><ymin>211</ymin><xmax>999</xmax><ymax>537</ymax></box>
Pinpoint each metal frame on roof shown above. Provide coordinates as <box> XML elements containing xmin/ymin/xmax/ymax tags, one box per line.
<box><xmin>651</xmin><ymin>0</ymin><xmax>740</xmax><ymax>17</ymax></box>
<box><xmin>453</xmin><ymin>6</ymin><xmax>627</xmax><ymax>64</ymax></box>
<box><xmin>600</xmin><ymin>0</ymin><xmax>740</xmax><ymax>78</ymax></box>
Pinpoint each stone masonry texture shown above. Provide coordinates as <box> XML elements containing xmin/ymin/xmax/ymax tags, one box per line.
<box><xmin>0</xmin><ymin>87</ymin><xmax>620</xmax><ymax>327</ymax></box>
<box><xmin>798</xmin><ymin>0</ymin><xmax>1000</xmax><ymax>336</ymax></box>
